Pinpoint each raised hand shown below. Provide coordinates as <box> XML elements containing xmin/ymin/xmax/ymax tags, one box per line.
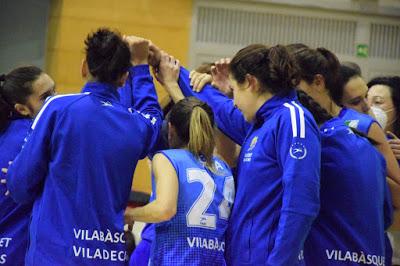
<box><xmin>189</xmin><ymin>71</ymin><xmax>212</xmax><ymax>92</ymax></box>
<box><xmin>124</xmin><ymin>35</ymin><xmax>149</xmax><ymax>66</ymax></box>
<box><xmin>154</xmin><ymin>52</ymin><xmax>180</xmax><ymax>87</ymax></box>
<box><xmin>211</xmin><ymin>58</ymin><xmax>232</xmax><ymax>96</ymax></box>
<box><xmin>148</xmin><ymin>42</ymin><xmax>162</xmax><ymax>68</ymax></box>
<box><xmin>152</xmin><ymin>52</ymin><xmax>184</xmax><ymax>103</ymax></box>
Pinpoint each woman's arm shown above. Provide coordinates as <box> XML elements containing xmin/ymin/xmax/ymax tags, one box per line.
<box><xmin>369</xmin><ymin>122</ymin><xmax>400</xmax><ymax>186</ymax></box>
<box><xmin>153</xmin><ymin>53</ymin><xmax>184</xmax><ymax>103</ymax></box>
<box><xmin>268</xmin><ymin>108</ymin><xmax>321</xmax><ymax>265</ymax></box>
<box><xmin>125</xmin><ymin>153</ymin><xmax>179</xmax><ymax>224</ymax></box>
<box><xmin>368</xmin><ymin>123</ymin><xmax>400</xmax><ymax>229</ymax></box>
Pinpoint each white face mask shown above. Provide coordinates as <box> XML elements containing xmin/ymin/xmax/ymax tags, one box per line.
<box><xmin>371</xmin><ymin>106</ymin><xmax>388</xmax><ymax>129</ymax></box>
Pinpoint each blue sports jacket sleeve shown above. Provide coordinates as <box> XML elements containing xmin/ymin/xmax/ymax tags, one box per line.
<box><xmin>384</xmin><ymin>179</ymin><xmax>394</xmax><ymax>229</ymax></box>
<box><xmin>125</xmin><ymin>65</ymin><xmax>163</xmax><ymax>158</ymax></box>
<box><xmin>6</xmin><ymin>103</ymin><xmax>58</xmax><ymax>204</ymax></box>
<box><xmin>178</xmin><ymin>67</ymin><xmax>250</xmax><ymax>145</ymax></box>
<box><xmin>267</xmin><ymin>109</ymin><xmax>321</xmax><ymax>265</ymax></box>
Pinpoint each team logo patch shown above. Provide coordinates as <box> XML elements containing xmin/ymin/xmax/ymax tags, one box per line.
<box><xmin>289</xmin><ymin>142</ymin><xmax>307</xmax><ymax>160</ymax></box>
<box><xmin>100</xmin><ymin>100</ymin><xmax>113</xmax><ymax>107</ymax></box>
<box><xmin>247</xmin><ymin>136</ymin><xmax>258</xmax><ymax>151</ymax></box>
<box><xmin>345</xmin><ymin>119</ymin><xmax>359</xmax><ymax>128</ymax></box>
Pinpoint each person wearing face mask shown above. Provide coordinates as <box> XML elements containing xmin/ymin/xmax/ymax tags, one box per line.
<box><xmin>338</xmin><ymin>64</ymin><xmax>400</xmax><ymax>186</ymax></box>
<box><xmin>0</xmin><ymin>66</ymin><xmax>56</xmax><ymax>266</ymax></box>
<box><xmin>292</xmin><ymin>47</ymin><xmax>392</xmax><ymax>266</ymax></box>
<box><xmin>368</xmin><ymin>76</ymin><xmax>400</xmax><ymax>266</ymax></box>
<box><xmin>368</xmin><ymin>76</ymin><xmax>400</xmax><ymax>161</ymax></box>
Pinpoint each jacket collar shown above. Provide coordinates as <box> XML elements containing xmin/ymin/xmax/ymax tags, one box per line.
<box><xmin>254</xmin><ymin>90</ymin><xmax>298</xmax><ymax>125</ymax></box>
<box><xmin>81</xmin><ymin>81</ymin><xmax>120</xmax><ymax>102</ymax></box>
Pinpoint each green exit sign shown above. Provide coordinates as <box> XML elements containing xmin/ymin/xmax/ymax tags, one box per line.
<box><xmin>356</xmin><ymin>44</ymin><xmax>368</xmax><ymax>58</ymax></box>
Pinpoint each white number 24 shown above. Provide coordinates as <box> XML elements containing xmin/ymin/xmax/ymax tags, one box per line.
<box><xmin>186</xmin><ymin>169</ymin><xmax>235</xmax><ymax>230</ymax></box>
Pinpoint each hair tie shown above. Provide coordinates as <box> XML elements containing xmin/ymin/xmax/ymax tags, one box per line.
<box><xmin>192</xmin><ymin>104</ymin><xmax>203</xmax><ymax>110</ymax></box>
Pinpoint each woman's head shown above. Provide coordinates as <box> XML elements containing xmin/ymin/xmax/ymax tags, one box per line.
<box><xmin>168</xmin><ymin>97</ymin><xmax>215</xmax><ymax>169</ymax></box>
<box><xmin>339</xmin><ymin>63</ymin><xmax>370</xmax><ymax>114</ymax></box>
<box><xmin>0</xmin><ymin>66</ymin><xmax>55</xmax><ymax>131</ymax></box>
<box><xmin>367</xmin><ymin>76</ymin><xmax>400</xmax><ymax>136</ymax></box>
<box><xmin>229</xmin><ymin>44</ymin><xmax>299</xmax><ymax>121</ymax></box>
<box><xmin>293</xmin><ymin>47</ymin><xmax>342</xmax><ymax>112</ymax></box>
<box><xmin>83</xmin><ymin>28</ymin><xmax>131</xmax><ymax>87</ymax></box>
<box><xmin>285</xmin><ymin>43</ymin><xmax>309</xmax><ymax>54</ymax></box>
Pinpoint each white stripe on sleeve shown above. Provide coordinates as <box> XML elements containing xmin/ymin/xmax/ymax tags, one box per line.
<box><xmin>283</xmin><ymin>103</ymin><xmax>298</xmax><ymax>138</ymax></box>
<box><xmin>291</xmin><ymin>101</ymin><xmax>305</xmax><ymax>138</ymax></box>
<box><xmin>31</xmin><ymin>93</ymin><xmax>89</xmax><ymax>130</ymax></box>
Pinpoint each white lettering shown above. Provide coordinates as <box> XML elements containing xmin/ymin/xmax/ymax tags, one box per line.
<box><xmin>344</xmin><ymin>251</ymin><xmax>352</xmax><ymax>261</ymax></box>
<box><xmin>186</xmin><ymin>237</ymin><xmax>225</xmax><ymax>252</ymax></box>
<box><xmin>105</xmin><ymin>230</ymin><xmax>113</xmax><ymax>243</ymax></box>
<box><xmin>187</xmin><ymin>237</ymin><xmax>196</xmax><ymax>248</ymax></box>
<box><xmin>73</xmin><ymin>228</ymin><xmax>81</xmax><ymax>239</ymax></box>
<box><xmin>326</xmin><ymin>249</ymin><xmax>335</xmax><ymax>260</ymax></box>
<box><xmin>325</xmin><ymin>249</ymin><xmax>384</xmax><ymax>265</ymax></box>
<box><xmin>0</xmin><ymin>254</ymin><xmax>7</xmax><ymax>264</ymax></box>
<box><xmin>72</xmin><ymin>247</ymin><xmax>126</xmax><ymax>262</ymax></box>
<box><xmin>358</xmin><ymin>252</ymin><xmax>366</xmax><ymax>264</ymax></box>
<box><xmin>0</xmin><ymin>238</ymin><xmax>12</xmax><ymax>248</ymax></box>
<box><xmin>73</xmin><ymin>245</ymin><xmax>82</xmax><ymax>257</ymax></box>
<box><xmin>118</xmin><ymin>251</ymin><xmax>126</xmax><ymax>262</ymax></box>
<box><xmin>110</xmin><ymin>250</ymin><xmax>117</xmax><ymax>261</ymax></box>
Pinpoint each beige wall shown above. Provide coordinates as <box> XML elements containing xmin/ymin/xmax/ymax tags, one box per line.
<box><xmin>46</xmin><ymin>0</ymin><xmax>193</xmax><ymax>193</ymax></box>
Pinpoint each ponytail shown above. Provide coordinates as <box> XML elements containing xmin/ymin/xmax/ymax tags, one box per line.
<box><xmin>297</xmin><ymin>90</ymin><xmax>379</xmax><ymax>145</ymax></box>
<box><xmin>293</xmin><ymin>47</ymin><xmax>342</xmax><ymax>105</ymax></box>
<box><xmin>316</xmin><ymin>48</ymin><xmax>342</xmax><ymax>105</ymax></box>
<box><xmin>169</xmin><ymin>97</ymin><xmax>217</xmax><ymax>171</ymax></box>
<box><xmin>188</xmin><ymin>106</ymin><xmax>216</xmax><ymax>171</ymax></box>
<box><xmin>297</xmin><ymin>90</ymin><xmax>333</xmax><ymax>125</ymax></box>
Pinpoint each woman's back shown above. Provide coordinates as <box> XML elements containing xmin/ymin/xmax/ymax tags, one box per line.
<box><xmin>151</xmin><ymin>149</ymin><xmax>234</xmax><ymax>266</ymax></box>
<box><xmin>0</xmin><ymin>118</ymin><xmax>31</xmax><ymax>266</ymax></box>
<box><xmin>304</xmin><ymin>118</ymin><xmax>389</xmax><ymax>265</ymax></box>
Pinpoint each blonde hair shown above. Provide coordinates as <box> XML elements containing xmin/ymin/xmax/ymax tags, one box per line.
<box><xmin>189</xmin><ymin>106</ymin><xmax>216</xmax><ymax>171</ymax></box>
<box><xmin>168</xmin><ymin>97</ymin><xmax>216</xmax><ymax>171</ymax></box>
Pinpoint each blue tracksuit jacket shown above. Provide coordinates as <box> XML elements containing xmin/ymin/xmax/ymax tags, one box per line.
<box><xmin>0</xmin><ymin>118</ymin><xmax>31</xmax><ymax>266</ymax></box>
<box><xmin>177</xmin><ymin>67</ymin><xmax>321</xmax><ymax>266</ymax></box>
<box><xmin>6</xmin><ymin>65</ymin><xmax>162</xmax><ymax>265</ymax></box>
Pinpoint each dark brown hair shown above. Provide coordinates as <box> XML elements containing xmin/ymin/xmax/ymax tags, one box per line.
<box><xmin>297</xmin><ymin>90</ymin><xmax>378</xmax><ymax>145</ymax></box>
<box><xmin>84</xmin><ymin>28</ymin><xmax>131</xmax><ymax>85</ymax></box>
<box><xmin>0</xmin><ymin>66</ymin><xmax>43</xmax><ymax>131</ymax></box>
<box><xmin>293</xmin><ymin>47</ymin><xmax>342</xmax><ymax>105</ymax></box>
<box><xmin>229</xmin><ymin>44</ymin><xmax>299</xmax><ymax>96</ymax></box>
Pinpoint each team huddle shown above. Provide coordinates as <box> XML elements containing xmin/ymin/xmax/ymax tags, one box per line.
<box><xmin>1</xmin><ymin>28</ymin><xmax>400</xmax><ymax>266</ymax></box>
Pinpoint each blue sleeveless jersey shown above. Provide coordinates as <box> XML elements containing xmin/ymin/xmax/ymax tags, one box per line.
<box><xmin>0</xmin><ymin>118</ymin><xmax>32</xmax><ymax>266</ymax></box>
<box><xmin>303</xmin><ymin>117</ymin><xmax>390</xmax><ymax>266</ymax></box>
<box><xmin>150</xmin><ymin>149</ymin><xmax>234</xmax><ymax>266</ymax></box>
<box><xmin>339</xmin><ymin>107</ymin><xmax>376</xmax><ymax>135</ymax></box>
